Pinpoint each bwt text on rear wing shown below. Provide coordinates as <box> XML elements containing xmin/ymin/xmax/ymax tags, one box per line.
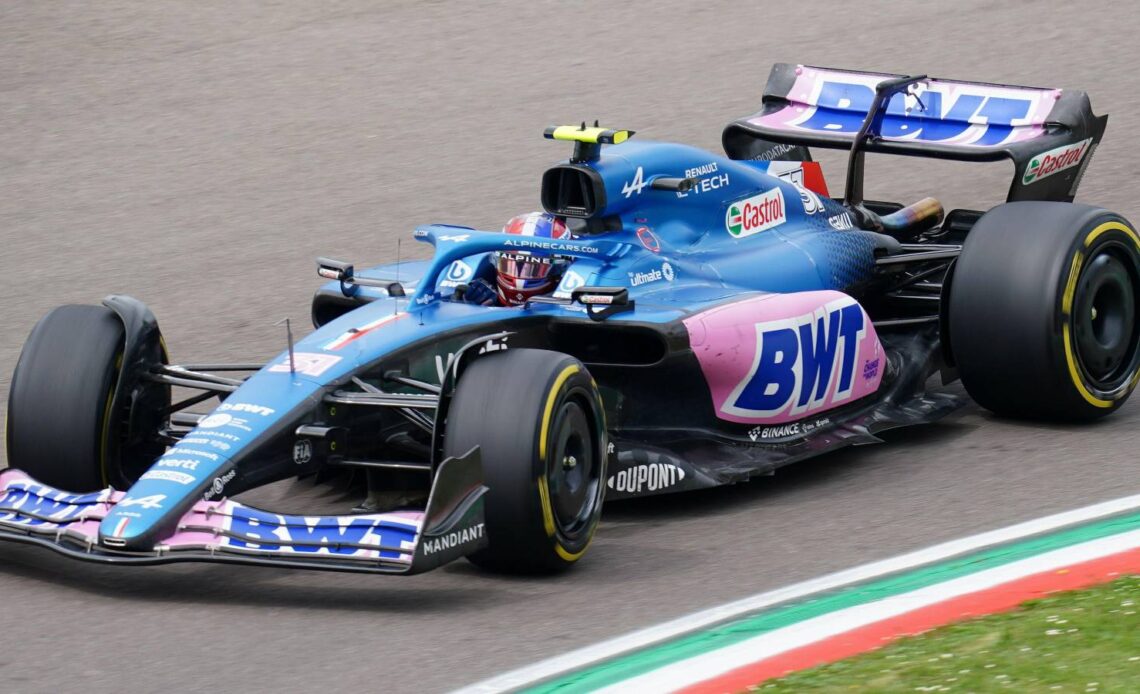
<box><xmin>722</xmin><ymin>63</ymin><xmax>1107</xmax><ymax>203</ymax></box>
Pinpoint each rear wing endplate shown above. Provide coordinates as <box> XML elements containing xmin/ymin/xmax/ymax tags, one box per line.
<box><xmin>723</xmin><ymin>63</ymin><xmax>1108</xmax><ymax>203</ymax></box>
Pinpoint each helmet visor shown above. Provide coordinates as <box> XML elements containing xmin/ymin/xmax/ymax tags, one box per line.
<box><xmin>497</xmin><ymin>253</ymin><xmax>553</xmax><ymax>280</ymax></box>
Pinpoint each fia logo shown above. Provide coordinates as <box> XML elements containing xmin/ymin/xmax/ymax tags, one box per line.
<box><xmin>293</xmin><ymin>439</ymin><xmax>313</xmax><ymax>465</ymax></box>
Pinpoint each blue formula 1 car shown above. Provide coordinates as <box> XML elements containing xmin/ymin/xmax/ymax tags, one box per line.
<box><xmin>5</xmin><ymin>64</ymin><xmax>1140</xmax><ymax>575</ymax></box>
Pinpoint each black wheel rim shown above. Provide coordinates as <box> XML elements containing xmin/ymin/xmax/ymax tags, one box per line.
<box><xmin>545</xmin><ymin>397</ymin><xmax>601</xmax><ymax>539</ymax></box>
<box><xmin>1073</xmin><ymin>241</ymin><xmax>1140</xmax><ymax>392</ymax></box>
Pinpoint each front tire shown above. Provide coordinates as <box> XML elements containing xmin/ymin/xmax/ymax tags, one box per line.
<box><xmin>444</xmin><ymin>349</ymin><xmax>607</xmax><ymax>574</ymax></box>
<box><xmin>949</xmin><ymin>202</ymin><xmax>1140</xmax><ymax>419</ymax></box>
<box><xmin>7</xmin><ymin>305</ymin><xmax>128</xmax><ymax>491</ymax></box>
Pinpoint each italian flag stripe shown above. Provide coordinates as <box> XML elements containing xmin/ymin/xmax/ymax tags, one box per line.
<box><xmin>522</xmin><ymin>511</ymin><xmax>1140</xmax><ymax>693</ymax></box>
<box><xmin>682</xmin><ymin>546</ymin><xmax>1140</xmax><ymax>693</ymax></box>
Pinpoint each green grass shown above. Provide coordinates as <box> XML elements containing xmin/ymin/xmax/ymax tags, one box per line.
<box><xmin>755</xmin><ymin>575</ymin><xmax>1140</xmax><ymax>693</ymax></box>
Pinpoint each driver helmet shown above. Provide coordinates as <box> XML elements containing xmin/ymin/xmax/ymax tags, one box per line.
<box><xmin>496</xmin><ymin>212</ymin><xmax>571</xmax><ymax>306</ymax></box>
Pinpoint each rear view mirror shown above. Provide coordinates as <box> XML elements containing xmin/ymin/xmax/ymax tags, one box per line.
<box><xmin>317</xmin><ymin>257</ymin><xmax>354</xmax><ymax>282</ymax></box>
<box><xmin>571</xmin><ymin>286</ymin><xmax>633</xmax><ymax>321</ymax></box>
<box><xmin>317</xmin><ymin>257</ymin><xmax>406</xmax><ymax>298</ymax></box>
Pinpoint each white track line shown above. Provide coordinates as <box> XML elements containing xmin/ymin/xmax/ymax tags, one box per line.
<box><xmin>599</xmin><ymin>529</ymin><xmax>1140</xmax><ymax>693</ymax></box>
<box><xmin>455</xmin><ymin>492</ymin><xmax>1140</xmax><ymax>694</ymax></box>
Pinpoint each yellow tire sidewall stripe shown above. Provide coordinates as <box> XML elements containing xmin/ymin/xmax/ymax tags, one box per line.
<box><xmin>1061</xmin><ymin>220</ymin><xmax>1139</xmax><ymax>408</ymax></box>
<box><xmin>536</xmin><ymin>363</ymin><xmax>597</xmax><ymax>562</ymax></box>
<box><xmin>1084</xmin><ymin>220</ymin><xmax>1140</xmax><ymax>250</ymax></box>
<box><xmin>538</xmin><ymin>364</ymin><xmax>580</xmax><ymax>460</ymax></box>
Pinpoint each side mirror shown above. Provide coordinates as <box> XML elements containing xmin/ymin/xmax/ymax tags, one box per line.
<box><xmin>571</xmin><ymin>286</ymin><xmax>634</xmax><ymax>321</ymax></box>
<box><xmin>317</xmin><ymin>257</ymin><xmax>406</xmax><ymax>298</ymax></box>
<box><xmin>317</xmin><ymin>257</ymin><xmax>358</xmax><ymax>297</ymax></box>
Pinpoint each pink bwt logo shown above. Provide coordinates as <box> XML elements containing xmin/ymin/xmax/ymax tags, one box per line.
<box><xmin>752</xmin><ymin>66</ymin><xmax>1058</xmax><ymax>149</ymax></box>
<box><xmin>685</xmin><ymin>292</ymin><xmax>884</xmax><ymax>424</ymax></box>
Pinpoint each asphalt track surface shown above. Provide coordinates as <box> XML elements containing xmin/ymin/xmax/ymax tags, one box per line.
<box><xmin>2</xmin><ymin>2</ymin><xmax>1140</xmax><ymax>692</ymax></box>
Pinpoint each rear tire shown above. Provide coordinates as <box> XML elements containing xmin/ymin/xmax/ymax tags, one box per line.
<box><xmin>949</xmin><ymin>202</ymin><xmax>1140</xmax><ymax>419</ymax></box>
<box><xmin>444</xmin><ymin>349</ymin><xmax>607</xmax><ymax>574</ymax></box>
<box><xmin>7</xmin><ymin>305</ymin><xmax>127</xmax><ymax>491</ymax></box>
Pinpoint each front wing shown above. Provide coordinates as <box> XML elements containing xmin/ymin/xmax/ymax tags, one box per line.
<box><xmin>0</xmin><ymin>450</ymin><xmax>487</xmax><ymax>575</ymax></box>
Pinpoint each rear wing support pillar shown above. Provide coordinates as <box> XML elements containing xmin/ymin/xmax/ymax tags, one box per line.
<box><xmin>843</xmin><ymin>74</ymin><xmax>927</xmax><ymax>210</ymax></box>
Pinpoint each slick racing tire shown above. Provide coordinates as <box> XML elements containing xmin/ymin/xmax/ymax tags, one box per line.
<box><xmin>949</xmin><ymin>202</ymin><xmax>1140</xmax><ymax>420</ymax></box>
<box><xmin>8</xmin><ymin>305</ymin><xmax>131</xmax><ymax>491</ymax></box>
<box><xmin>444</xmin><ymin>349</ymin><xmax>607</xmax><ymax>574</ymax></box>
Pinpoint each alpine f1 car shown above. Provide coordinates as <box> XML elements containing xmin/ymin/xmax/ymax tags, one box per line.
<box><xmin>4</xmin><ymin>64</ymin><xmax>1139</xmax><ymax>575</ymax></box>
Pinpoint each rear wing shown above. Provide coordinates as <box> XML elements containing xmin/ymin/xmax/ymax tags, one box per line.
<box><xmin>723</xmin><ymin>64</ymin><xmax>1107</xmax><ymax>203</ymax></box>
